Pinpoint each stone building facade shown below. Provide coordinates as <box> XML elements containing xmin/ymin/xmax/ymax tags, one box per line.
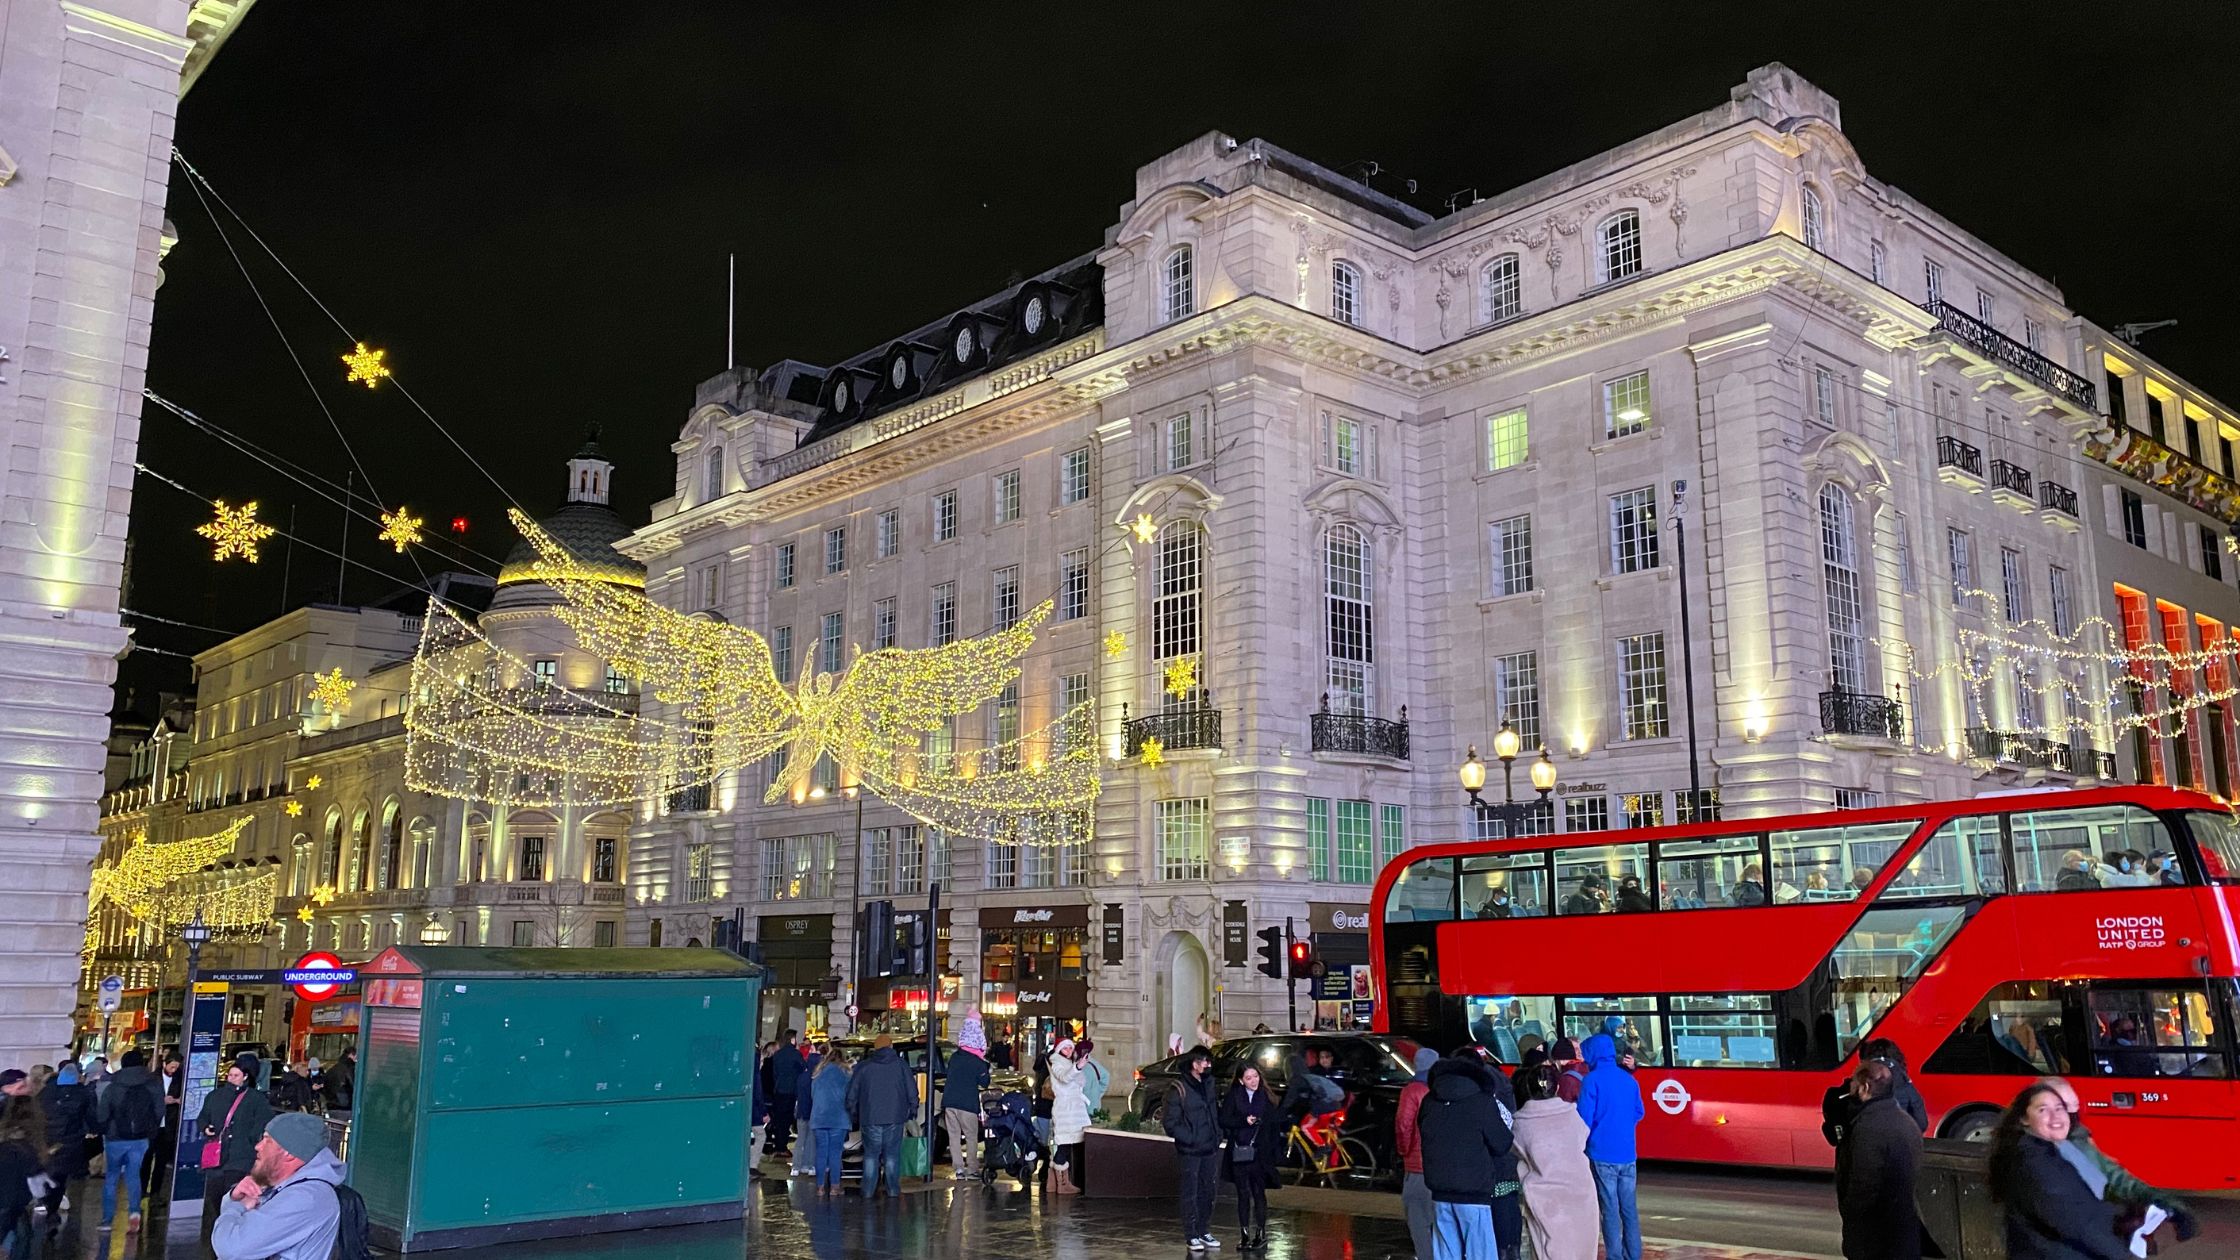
<box><xmin>612</xmin><ymin>64</ymin><xmax>2240</xmax><ymax>1080</ymax></box>
<box><xmin>0</xmin><ymin>0</ymin><xmax>253</xmax><ymax>1066</ymax></box>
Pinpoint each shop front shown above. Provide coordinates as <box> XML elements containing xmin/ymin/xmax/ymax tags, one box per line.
<box><xmin>1307</xmin><ymin>901</ymin><xmax>1375</xmax><ymax>1031</ymax></box>
<box><xmin>860</xmin><ymin>907</ymin><xmax>955</xmax><ymax>1036</ymax></box>
<box><xmin>978</xmin><ymin>903</ymin><xmax>1090</xmax><ymax>1064</ymax></box>
<box><xmin>756</xmin><ymin>913</ymin><xmax>835</xmax><ymax>1042</ymax></box>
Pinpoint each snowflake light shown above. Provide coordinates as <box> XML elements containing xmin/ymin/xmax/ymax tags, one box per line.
<box><xmin>1130</xmin><ymin>513</ymin><xmax>1159</xmax><ymax>544</ymax></box>
<box><xmin>310</xmin><ymin>883</ymin><xmax>337</xmax><ymax>906</ymax></box>
<box><xmin>284</xmin><ymin>800</ymin><xmax>303</xmax><ymax>817</ymax></box>
<box><xmin>1163</xmin><ymin>653</ymin><xmax>1200</xmax><ymax>699</ymax></box>
<box><xmin>378</xmin><ymin>505</ymin><xmax>424</xmax><ymax>553</ymax></box>
<box><xmin>1139</xmin><ymin>736</ymin><xmax>1166</xmax><ymax>767</ymax></box>
<box><xmin>342</xmin><ymin>342</ymin><xmax>390</xmax><ymax>388</ymax></box>
<box><xmin>309</xmin><ymin>668</ymin><xmax>355</xmax><ymax>713</ymax></box>
<box><xmin>1104</xmin><ymin>630</ymin><xmax>1128</xmax><ymax>658</ymax></box>
<box><xmin>196</xmin><ymin>500</ymin><xmax>278</xmax><ymax>563</ymax></box>
<box><xmin>304</xmin><ymin>774</ymin><xmax>323</xmax><ymax>790</ymax></box>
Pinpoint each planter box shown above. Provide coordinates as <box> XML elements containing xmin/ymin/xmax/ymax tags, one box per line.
<box><xmin>1081</xmin><ymin>1126</ymin><xmax>1179</xmax><ymax>1199</ymax></box>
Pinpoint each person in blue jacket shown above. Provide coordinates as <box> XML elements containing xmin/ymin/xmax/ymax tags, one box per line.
<box><xmin>807</xmin><ymin>1049</ymin><xmax>852</xmax><ymax>1195</ymax></box>
<box><xmin>1576</xmin><ymin>1034</ymin><xmax>1644</xmax><ymax>1260</ymax></box>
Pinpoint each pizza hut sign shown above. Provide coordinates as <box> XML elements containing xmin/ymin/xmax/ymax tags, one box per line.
<box><xmin>2095</xmin><ymin>915</ymin><xmax>2166</xmax><ymax>951</ymax></box>
<box><xmin>1012</xmin><ymin>909</ymin><xmax>1054</xmax><ymax>924</ymax></box>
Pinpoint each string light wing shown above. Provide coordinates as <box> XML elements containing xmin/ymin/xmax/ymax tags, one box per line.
<box><xmin>342</xmin><ymin>342</ymin><xmax>390</xmax><ymax>388</ymax></box>
<box><xmin>378</xmin><ymin>506</ymin><xmax>424</xmax><ymax>553</ymax></box>
<box><xmin>196</xmin><ymin>500</ymin><xmax>278</xmax><ymax>563</ymax></box>
<box><xmin>85</xmin><ymin>818</ymin><xmax>250</xmax><ymax>918</ymax></box>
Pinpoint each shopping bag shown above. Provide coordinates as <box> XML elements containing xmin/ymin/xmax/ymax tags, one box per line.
<box><xmin>900</xmin><ymin>1133</ymin><xmax>931</xmax><ymax>1179</ymax></box>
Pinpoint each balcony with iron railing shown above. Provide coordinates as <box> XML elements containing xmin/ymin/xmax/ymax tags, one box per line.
<box><xmin>1123</xmin><ymin>704</ymin><xmax>1223</xmax><ymax>756</ymax></box>
<box><xmin>1967</xmin><ymin>726</ymin><xmax>2058</xmax><ymax>769</ymax></box>
<box><xmin>1923</xmin><ymin>301</ymin><xmax>2098</xmax><ymax>413</ymax></box>
<box><xmin>2046</xmin><ymin>740</ymin><xmax>2118</xmax><ymax>779</ymax></box>
<box><xmin>1311</xmin><ymin>702</ymin><xmax>1410</xmax><ymax>760</ymax></box>
<box><xmin>666</xmin><ymin>783</ymin><xmax>713</xmax><ymax>814</ymax></box>
<box><xmin>2038</xmin><ymin>478</ymin><xmax>2080</xmax><ymax>521</ymax></box>
<box><xmin>1989</xmin><ymin>458</ymin><xmax>2034</xmax><ymax>506</ymax></box>
<box><xmin>1819</xmin><ymin>690</ymin><xmax>1905</xmax><ymax>741</ymax></box>
<box><xmin>1936</xmin><ymin>435</ymin><xmax>1983</xmax><ymax>484</ymax></box>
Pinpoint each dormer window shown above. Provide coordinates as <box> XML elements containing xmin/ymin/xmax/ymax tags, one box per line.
<box><xmin>1162</xmin><ymin>246</ymin><xmax>1195</xmax><ymax>323</ymax></box>
<box><xmin>1023</xmin><ymin>294</ymin><xmax>1047</xmax><ymax>336</ymax></box>
<box><xmin>833</xmin><ymin>378</ymin><xmax>852</xmax><ymax>411</ymax></box>
<box><xmin>889</xmin><ymin>355</ymin><xmax>909</xmax><ymax>390</ymax></box>
<box><xmin>1331</xmin><ymin>261</ymin><xmax>1362</xmax><ymax>327</ymax></box>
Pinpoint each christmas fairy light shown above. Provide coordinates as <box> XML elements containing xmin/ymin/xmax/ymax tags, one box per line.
<box><xmin>196</xmin><ymin>500</ymin><xmax>278</xmax><ymax>562</ymax></box>
<box><xmin>1104</xmin><ymin>630</ymin><xmax>1128</xmax><ymax>658</ymax></box>
<box><xmin>285</xmin><ymin>800</ymin><xmax>303</xmax><ymax>817</ymax></box>
<box><xmin>341</xmin><ymin>342</ymin><xmax>390</xmax><ymax>388</ymax></box>
<box><xmin>377</xmin><ymin>505</ymin><xmax>424</xmax><ymax>552</ymax></box>
<box><xmin>1163</xmin><ymin>653</ymin><xmax>1200</xmax><ymax>699</ymax></box>
<box><xmin>309</xmin><ymin>667</ymin><xmax>356</xmax><ymax>713</ymax></box>
<box><xmin>1139</xmin><ymin>736</ymin><xmax>1166</xmax><ymax>767</ymax></box>
<box><xmin>1129</xmin><ymin>513</ymin><xmax>1159</xmax><ymax>544</ymax></box>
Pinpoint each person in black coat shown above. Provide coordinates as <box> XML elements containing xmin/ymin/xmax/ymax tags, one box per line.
<box><xmin>1836</xmin><ymin>1062</ymin><xmax>1922</xmax><ymax>1260</ymax></box>
<box><xmin>1160</xmin><ymin>1048</ymin><xmax>1223</xmax><ymax>1251</ymax></box>
<box><xmin>194</xmin><ymin>1055</ymin><xmax>275</xmax><ymax>1252</ymax></box>
<box><xmin>1418</xmin><ymin>1052</ymin><xmax>1522</xmax><ymax>1260</ymax></box>
<box><xmin>1989</xmin><ymin>1083</ymin><xmax>2133</xmax><ymax>1260</ymax></box>
<box><xmin>37</xmin><ymin>1062</ymin><xmax>95</xmax><ymax>1222</ymax></box>
<box><xmin>1823</xmin><ymin>1038</ymin><xmax>1928</xmax><ymax>1152</ymax></box>
<box><xmin>1219</xmin><ymin>1065</ymin><xmax>1282</xmax><ymax>1249</ymax></box>
<box><xmin>0</xmin><ymin>1097</ymin><xmax>44</xmax><ymax>1259</ymax></box>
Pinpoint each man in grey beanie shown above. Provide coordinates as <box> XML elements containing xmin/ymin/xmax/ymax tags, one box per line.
<box><xmin>210</xmin><ymin>1112</ymin><xmax>345</xmax><ymax>1260</ymax></box>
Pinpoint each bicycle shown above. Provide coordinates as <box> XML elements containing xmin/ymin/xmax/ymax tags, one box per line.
<box><xmin>1282</xmin><ymin>1105</ymin><xmax>1379</xmax><ymax>1189</ymax></box>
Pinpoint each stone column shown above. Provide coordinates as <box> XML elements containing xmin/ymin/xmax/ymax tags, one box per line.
<box><xmin>0</xmin><ymin>0</ymin><xmax>194</xmax><ymax>1064</ymax></box>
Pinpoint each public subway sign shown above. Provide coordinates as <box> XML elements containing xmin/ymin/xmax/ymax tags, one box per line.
<box><xmin>2095</xmin><ymin>915</ymin><xmax>2167</xmax><ymax>951</ymax></box>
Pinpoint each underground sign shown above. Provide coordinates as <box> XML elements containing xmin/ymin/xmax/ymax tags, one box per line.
<box><xmin>288</xmin><ymin>951</ymin><xmax>354</xmax><ymax>1002</ymax></box>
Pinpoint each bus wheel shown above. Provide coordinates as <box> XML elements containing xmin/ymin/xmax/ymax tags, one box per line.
<box><xmin>1942</xmin><ymin>1107</ymin><xmax>1998</xmax><ymax>1144</ymax></box>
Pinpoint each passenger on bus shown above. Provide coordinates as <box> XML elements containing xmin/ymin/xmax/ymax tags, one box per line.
<box><xmin>2148</xmin><ymin>850</ymin><xmax>2184</xmax><ymax>886</ymax></box>
<box><xmin>1476</xmin><ymin>884</ymin><xmax>1516</xmax><ymax>919</ymax></box>
<box><xmin>1729</xmin><ymin>864</ymin><xmax>1769</xmax><ymax>907</ymax></box>
<box><xmin>1558</xmin><ymin>874</ymin><xmax>1608</xmax><ymax>916</ymax></box>
<box><xmin>1613</xmin><ymin>876</ymin><xmax>1653</xmax><ymax>915</ymax></box>
<box><xmin>2054</xmin><ymin>850</ymin><xmax>2102</xmax><ymax>893</ymax></box>
<box><xmin>2099</xmin><ymin>851</ymin><xmax>2153</xmax><ymax>889</ymax></box>
<box><xmin>1849</xmin><ymin>866</ymin><xmax>1877</xmax><ymax>894</ymax></box>
<box><xmin>2100</xmin><ymin>1019</ymin><xmax>2158</xmax><ymax>1079</ymax></box>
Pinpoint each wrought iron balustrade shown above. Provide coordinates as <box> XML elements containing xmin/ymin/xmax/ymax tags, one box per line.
<box><xmin>1310</xmin><ymin>709</ymin><xmax>1411</xmax><ymax>759</ymax></box>
<box><xmin>2038</xmin><ymin>479</ymin><xmax>2079</xmax><ymax>517</ymax></box>
<box><xmin>1925</xmin><ymin>301</ymin><xmax>2097</xmax><ymax>411</ymax></box>
<box><xmin>1123</xmin><ymin>706</ymin><xmax>1223</xmax><ymax>756</ymax></box>
<box><xmin>1819</xmin><ymin>690</ymin><xmax>1905</xmax><ymax>741</ymax></box>
<box><xmin>1990</xmin><ymin>459</ymin><xmax>2033</xmax><ymax>499</ymax></box>
<box><xmin>666</xmin><ymin>783</ymin><xmax>713</xmax><ymax>814</ymax></box>
<box><xmin>1937</xmin><ymin>435</ymin><xmax>1983</xmax><ymax>477</ymax></box>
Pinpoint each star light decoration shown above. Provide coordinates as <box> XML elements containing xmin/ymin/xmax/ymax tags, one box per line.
<box><xmin>1103</xmin><ymin>630</ymin><xmax>1128</xmax><ymax>658</ymax></box>
<box><xmin>1138</xmin><ymin>736</ymin><xmax>1166</xmax><ymax>767</ymax></box>
<box><xmin>310</xmin><ymin>883</ymin><xmax>338</xmax><ymax>907</ymax></box>
<box><xmin>1163</xmin><ymin>653</ymin><xmax>1200</xmax><ymax>699</ymax></box>
<box><xmin>308</xmin><ymin>668</ymin><xmax>355</xmax><ymax>714</ymax></box>
<box><xmin>296</xmin><ymin>906</ymin><xmax>314</xmax><ymax>924</ymax></box>
<box><xmin>304</xmin><ymin>774</ymin><xmax>322</xmax><ymax>790</ymax></box>
<box><xmin>342</xmin><ymin>342</ymin><xmax>391</xmax><ymax>388</ymax></box>
<box><xmin>284</xmin><ymin>800</ymin><xmax>303</xmax><ymax>817</ymax></box>
<box><xmin>378</xmin><ymin>505</ymin><xmax>424</xmax><ymax>553</ymax></box>
<box><xmin>196</xmin><ymin>500</ymin><xmax>279</xmax><ymax>563</ymax></box>
<box><xmin>1129</xmin><ymin>513</ymin><xmax>1159</xmax><ymax>544</ymax></box>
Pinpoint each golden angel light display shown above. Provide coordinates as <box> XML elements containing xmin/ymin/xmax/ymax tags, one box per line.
<box><xmin>404</xmin><ymin>511</ymin><xmax>1099</xmax><ymax>845</ymax></box>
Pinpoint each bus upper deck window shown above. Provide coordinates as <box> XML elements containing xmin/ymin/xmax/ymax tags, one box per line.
<box><xmin>1385</xmin><ymin>856</ymin><xmax>1457</xmax><ymax>923</ymax></box>
<box><xmin>2010</xmin><ymin>805</ymin><xmax>2172</xmax><ymax>893</ymax></box>
<box><xmin>1768</xmin><ymin>820</ymin><xmax>1918</xmax><ymax>903</ymax></box>
<box><xmin>2184</xmin><ymin>811</ymin><xmax>2238</xmax><ymax>884</ymax></box>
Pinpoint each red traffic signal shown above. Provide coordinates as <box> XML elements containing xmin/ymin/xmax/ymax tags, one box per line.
<box><xmin>1288</xmin><ymin>941</ymin><xmax>1311</xmax><ymax>967</ymax></box>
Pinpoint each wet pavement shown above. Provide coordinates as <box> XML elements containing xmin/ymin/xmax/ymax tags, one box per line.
<box><xmin>26</xmin><ymin>1158</ymin><xmax>2238</xmax><ymax>1260</ymax></box>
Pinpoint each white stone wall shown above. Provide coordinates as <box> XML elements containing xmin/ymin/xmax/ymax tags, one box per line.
<box><xmin>0</xmin><ymin>0</ymin><xmax>196</xmax><ymax>1064</ymax></box>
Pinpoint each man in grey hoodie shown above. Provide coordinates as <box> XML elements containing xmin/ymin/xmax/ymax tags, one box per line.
<box><xmin>211</xmin><ymin>1112</ymin><xmax>345</xmax><ymax>1260</ymax></box>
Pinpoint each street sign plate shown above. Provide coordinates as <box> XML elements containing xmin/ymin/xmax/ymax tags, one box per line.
<box><xmin>282</xmin><ymin>968</ymin><xmax>358</xmax><ymax>986</ymax></box>
<box><xmin>204</xmin><ymin>970</ymin><xmax>282</xmax><ymax>985</ymax></box>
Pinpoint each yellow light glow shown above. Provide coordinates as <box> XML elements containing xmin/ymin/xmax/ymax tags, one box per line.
<box><xmin>342</xmin><ymin>342</ymin><xmax>391</xmax><ymax>388</ymax></box>
<box><xmin>1139</xmin><ymin>736</ymin><xmax>1166</xmax><ymax>767</ymax></box>
<box><xmin>296</xmin><ymin>906</ymin><xmax>314</xmax><ymax>923</ymax></box>
<box><xmin>309</xmin><ymin>668</ymin><xmax>356</xmax><ymax>713</ymax></box>
<box><xmin>377</xmin><ymin>505</ymin><xmax>424</xmax><ymax>553</ymax></box>
<box><xmin>304</xmin><ymin>774</ymin><xmax>323</xmax><ymax>790</ymax></box>
<box><xmin>1130</xmin><ymin>514</ymin><xmax>1158</xmax><ymax>544</ymax></box>
<box><xmin>310</xmin><ymin>883</ymin><xmax>337</xmax><ymax>906</ymax></box>
<box><xmin>1104</xmin><ymin>630</ymin><xmax>1127</xmax><ymax>658</ymax></box>
<box><xmin>284</xmin><ymin>800</ymin><xmax>303</xmax><ymax>817</ymax></box>
<box><xmin>1162</xmin><ymin>653</ymin><xmax>1200</xmax><ymax>699</ymax></box>
<box><xmin>195</xmin><ymin>500</ymin><xmax>278</xmax><ymax>563</ymax></box>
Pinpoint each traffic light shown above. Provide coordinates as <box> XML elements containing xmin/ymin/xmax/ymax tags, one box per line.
<box><xmin>1255</xmin><ymin>926</ymin><xmax>1285</xmax><ymax>979</ymax></box>
<box><xmin>1287</xmin><ymin>938</ymin><xmax>1317</xmax><ymax>980</ymax></box>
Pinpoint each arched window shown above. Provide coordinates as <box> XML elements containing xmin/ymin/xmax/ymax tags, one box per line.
<box><xmin>1800</xmin><ymin>184</ymin><xmax>1826</xmax><ymax>252</ymax></box>
<box><xmin>1818</xmin><ymin>485</ymin><xmax>1866</xmax><ymax>695</ymax></box>
<box><xmin>1596</xmin><ymin>210</ymin><xmax>1642</xmax><ymax>285</ymax></box>
<box><xmin>290</xmin><ymin>836</ymin><xmax>312</xmax><ymax>897</ymax></box>
<box><xmin>348</xmin><ymin>812</ymin><xmax>372</xmax><ymax>893</ymax></box>
<box><xmin>1324</xmin><ymin>525</ymin><xmax>1375</xmax><ymax>715</ymax></box>
<box><xmin>1480</xmin><ymin>253</ymin><xmax>1521</xmax><ymax>324</ymax></box>
<box><xmin>1331</xmin><ymin>260</ymin><xmax>1362</xmax><ymax>327</ymax></box>
<box><xmin>320</xmin><ymin>818</ymin><xmax>341</xmax><ymax>888</ymax></box>
<box><xmin>1161</xmin><ymin>245</ymin><xmax>1195</xmax><ymax>323</ymax></box>
<box><xmin>1153</xmin><ymin>522</ymin><xmax>1204</xmax><ymax>708</ymax></box>
<box><xmin>409</xmin><ymin>819</ymin><xmax>434</xmax><ymax>890</ymax></box>
<box><xmin>704</xmin><ymin>446</ymin><xmax>725</xmax><ymax>501</ymax></box>
<box><xmin>377</xmin><ymin>804</ymin><xmax>402</xmax><ymax>891</ymax></box>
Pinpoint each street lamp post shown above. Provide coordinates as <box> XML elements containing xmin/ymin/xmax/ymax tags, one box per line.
<box><xmin>1459</xmin><ymin>720</ymin><xmax>1558</xmax><ymax>837</ymax></box>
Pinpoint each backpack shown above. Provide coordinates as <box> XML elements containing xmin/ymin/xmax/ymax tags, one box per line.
<box><xmin>110</xmin><ymin>1082</ymin><xmax>159</xmax><ymax>1140</ymax></box>
<box><xmin>332</xmin><ymin>1181</ymin><xmax>371</xmax><ymax>1260</ymax></box>
<box><xmin>1295</xmin><ymin>1071</ymin><xmax>1343</xmax><ymax>1116</ymax></box>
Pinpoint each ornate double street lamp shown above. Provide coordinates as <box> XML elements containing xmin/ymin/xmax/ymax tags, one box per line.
<box><xmin>1458</xmin><ymin>720</ymin><xmax>1558</xmax><ymax>836</ymax></box>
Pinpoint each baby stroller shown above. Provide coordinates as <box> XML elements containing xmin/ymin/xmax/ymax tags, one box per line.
<box><xmin>980</xmin><ymin>1088</ymin><xmax>1045</xmax><ymax>1185</ymax></box>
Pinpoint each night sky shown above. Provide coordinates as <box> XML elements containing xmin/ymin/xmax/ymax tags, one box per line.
<box><xmin>126</xmin><ymin>3</ymin><xmax>2240</xmax><ymax>700</ymax></box>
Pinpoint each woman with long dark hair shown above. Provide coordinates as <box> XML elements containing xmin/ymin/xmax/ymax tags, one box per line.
<box><xmin>1218</xmin><ymin>1065</ymin><xmax>1280</xmax><ymax>1249</ymax></box>
<box><xmin>1987</xmin><ymin>1083</ymin><xmax>2132</xmax><ymax>1260</ymax></box>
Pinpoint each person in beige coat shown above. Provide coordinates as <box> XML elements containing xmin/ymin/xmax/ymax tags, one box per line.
<box><xmin>1511</xmin><ymin>1063</ymin><xmax>1598</xmax><ymax>1260</ymax></box>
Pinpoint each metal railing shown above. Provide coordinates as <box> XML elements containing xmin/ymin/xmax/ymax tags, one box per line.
<box><xmin>1310</xmin><ymin>709</ymin><xmax>1410</xmax><ymax>759</ymax></box>
<box><xmin>2038</xmin><ymin>479</ymin><xmax>2079</xmax><ymax>518</ymax></box>
<box><xmin>1123</xmin><ymin>706</ymin><xmax>1223</xmax><ymax>756</ymax></box>
<box><xmin>1937</xmin><ymin>435</ymin><xmax>1982</xmax><ymax>478</ymax></box>
<box><xmin>666</xmin><ymin>784</ymin><xmax>713</xmax><ymax>814</ymax></box>
<box><xmin>1819</xmin><ymin>690</ymin><xmax>1905</xmax><ymax>741</ymax></box>
<box><xmin>1925</xmin><ymin>301</ymin><xmax>2097</xmax><ymax>411</ymax></box>
<box><xmin>1966</xmin><ymin>727</ymin><xmax>2061</xmax><ymax>768</ymax></box>
<box><xmin>2046</xmin><ymin>741</ymin><xmax>2118</xmax><ymax>778</ymax></box>
<box><xmin>1989</xmin><ymin>459</ymin><xmax>2033</xmax><ymax>499</ymax></box>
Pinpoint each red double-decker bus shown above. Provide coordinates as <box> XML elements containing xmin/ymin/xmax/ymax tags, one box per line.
<box><xmin>1368</xmin><ymin>785</ymin><xmax>2240</xmax><ymax>1190</ymax></box>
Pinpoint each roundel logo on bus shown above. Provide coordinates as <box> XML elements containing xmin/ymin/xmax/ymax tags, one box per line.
<box><xmin>2095</xmin><ymin>915</ymin><xmax>2166</xmax><ymax>951</ymax></box>
<box><xmin>1652</xmin><ymin>1078</ymin><xmax>1692</xmax><ymax>1116</ymax></box>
